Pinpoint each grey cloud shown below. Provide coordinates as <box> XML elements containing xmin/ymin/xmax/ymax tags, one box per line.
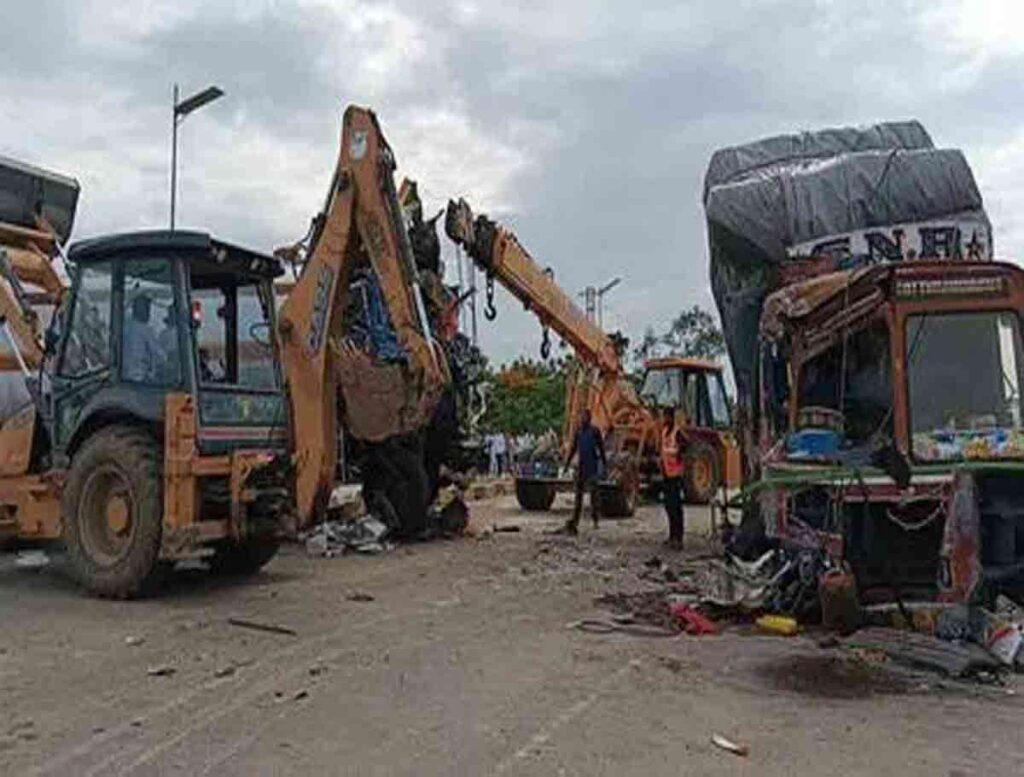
<box><xmin>2</xmin><ymin>0</ymin><xmax>1022</xmax><ymax>366</ymax></box>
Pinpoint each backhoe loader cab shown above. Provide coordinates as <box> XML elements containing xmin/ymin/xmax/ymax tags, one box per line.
<box><xmin>638</xmin><ymin>357</ymin><xmax>743</xmax><ymax>502</ymax></box>
<box><xmin>2</xmin><ymin>230</ymin><xmax>292</xmax><ymax>597</ymax></box>
<box><xmin>53</xmin><ymin>231</ymin><xmax>285</xmax><ymax>455</ymax></box>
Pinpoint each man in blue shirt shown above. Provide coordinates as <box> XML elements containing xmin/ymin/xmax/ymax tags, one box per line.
<box><xmin>123</xmin><ymin>295</ymin><xmax>163</xmax><ymax>383</ymax></box>
<box><xmin>560</xmin><ymin>409</ymin><xmax>607</xmax><ymax>535</ymax></box>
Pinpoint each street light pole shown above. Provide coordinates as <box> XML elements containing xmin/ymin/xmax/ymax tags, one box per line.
<box><xmin>596</xmin><ymin>276</ymin><xmax>621</xmax><ymax>328</ymax></box>
<box><xmin>170</xmin><ymin>84</ymin><xmax>179</xmax><ymax>230</ymax></box>
<box><xmin>169</xmin><ymin>83</ymin><xmax>225</xmax><ymax>230</ymax></box>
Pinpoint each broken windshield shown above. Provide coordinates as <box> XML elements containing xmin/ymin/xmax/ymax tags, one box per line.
<box><xmin>794</xmin><ymin>320</ymin><xmax>892</xmax><ymax>452</ymax></box>
<box><xmin>908</xmin><ymin>311</ymin><xmax>1024</xmax><ymax>462</ymax></box>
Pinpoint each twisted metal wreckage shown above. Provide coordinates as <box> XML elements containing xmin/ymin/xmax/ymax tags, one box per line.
<box><xmin>704</xmin><ymin>121</ymin><xmax>1024</xmax><ymax>633</ymax></box>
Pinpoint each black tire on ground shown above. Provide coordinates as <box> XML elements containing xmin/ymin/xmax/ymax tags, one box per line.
<box><xmin>597</xmin><ymin>483</ymin><xmax>638</xmax><ymax>518</ymax></box>
<box><xmin>362</xmin><ymin>436</ymin><xmax>430</xmax><ymax>539</ymax></box>
<box><xmin>515</xmin><ymin>480</ymin><xmax>556</xmax><ymax>511</ymax></box>
<box><xmin>424</xmin><ymin>389</ymin><xmax>459</xmax><ymax>502</ymax></box>
<box><xmin>683</xmin><ymin>440</ymin><xmax>720</xmax><ymax>504</ymax></box>
<box><xmin>209</xmin><ymin>539</ymin><xmax>280</xmax><ymax>576</ymax></box>
<box><xmin>62</xmin><ymin>426</ymin><xmax>166</xmax><ymax>598</ymax></box>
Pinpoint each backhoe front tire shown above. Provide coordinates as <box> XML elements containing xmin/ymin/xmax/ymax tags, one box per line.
<box><xmin>62</xmin><ymin>427</ymin><xmax>166</xmax><ymax>599</ymax></box>
<box><xmin>683</xmin><ymin>441</ymin><xmax>720</xmax><ymax>505</ymax></box>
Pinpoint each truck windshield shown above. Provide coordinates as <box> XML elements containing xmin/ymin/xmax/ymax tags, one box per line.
<box><xmin>908</xmin><ymin>311</ymin><xmax>1024</xmax><ymax>461</ymax></box>
<box><xmin>795</xmin><ymin>320</ymin><xmax>892</xmax><ymax>447</ymax></box>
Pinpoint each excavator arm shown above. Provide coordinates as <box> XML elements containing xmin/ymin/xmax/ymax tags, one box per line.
<box><xmin>445</xmin><ymin>198</ymin><xmax>620</xmax><ymax>374</ymax></box>
<box><xmin>278</xmin><ymin>106</ymin><xmax>450</xmax><ymax>526</ymax></box>
<box><xmin>444</xmin><ymin>198</ymin><xmax>653</xmax><ymax>473</ymax></box>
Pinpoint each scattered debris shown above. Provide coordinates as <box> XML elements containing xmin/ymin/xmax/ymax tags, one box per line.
<box><xmin>595</xmin><ymin>591</ymin><xmax>679</xmax><ymax>632</ymax></box>
<box><xmin>304</xmin><ymin>515</ymin><xmax>391</xmax><ymax>557</ymax></box>
<box><xmin>147</xmin><ymin>665</ymin><xmax>176</xmax><ymax>677</ymax></box>
<box><xmin>124</xmin><ymin>635</ymin><xmax>145</xmax><ymax>647</ymax></box>
<box><xmin>14</xmin><ymin>550</ymin><xmax>49</xmax><ymax>569</ymax></box>
<box><xmin>844</xmin><ymin>627</ymin><xmax>1000</xmax><ymax>678</ymax></box>
<box><xmin>227</xmin><ymin>617</ymin><xmax>298</xmax><ymax>637</ymax></box>
<box><xmin>711</xmin><ymin>733</ymin><xmax>748</xmax><ymax>757</ymax></box>
<box><xmin>327</xmin><ymin>484</ymin><xmax>366</xmax><ymax>520</ymax></box>
<box><xmin>570</xmin><ymin>619</ymin><xmax>678</xmax><ymax>637</ymax></box>
<box><xmin>346</xmin><ymin>592</ymin><xmax>375</xmax><ymax>602</ymax></box>
<box><xmin>695</xmin><ymin>550</ymin><xmax>793</xmax><ymax>611</ymax></box>
<box><xmin>755</xmin><ymin>614</ymin><xmax>799</xmax><ymax>636</ymax></box>
<box><xmin>670</xmin><ymin>603</ymin><xmax>719</xmax><ymax>635</ymax></box>
<box><xmin>214</xmin><ymin>665</ymin><xmax>238</xmax><ymax>679</ymax></box>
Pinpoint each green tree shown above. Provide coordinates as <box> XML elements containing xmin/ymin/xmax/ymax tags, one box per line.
<box><xmin>480</xmin><ymin>358</ymin><xmax>567</xmax><ymax>435</ymax></box>
<box><xmin>632</xmin><ymin>304</ymin><xmax>725</xmax><ymax>364</ymax></box>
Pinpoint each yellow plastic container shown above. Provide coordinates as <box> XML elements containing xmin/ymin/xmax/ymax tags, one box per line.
<box><xmin>755</xmin><ymin>614</ymin><xmax>799</xmax><ymax>636</ymax></box>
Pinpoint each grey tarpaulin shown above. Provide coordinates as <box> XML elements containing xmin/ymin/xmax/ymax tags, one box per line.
<box><xmin>702</xmin><ymin>121</ymin><xmax>991</xmax><ymax>424</ymax></box>
<box><xmin>0</xmin><ymin>155</ymin><xmax>79</xmax><ymax>242</ymax></box>
<box><xmin>703</xmin><ymin>120</ymin><xmax>933</xmax><ymax>198</ymax></box>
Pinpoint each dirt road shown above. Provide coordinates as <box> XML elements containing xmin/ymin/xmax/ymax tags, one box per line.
<box><xmin>1</xmin><ymin>495</ymin><xmax>1020</xmax><ymax>776</ymax></box>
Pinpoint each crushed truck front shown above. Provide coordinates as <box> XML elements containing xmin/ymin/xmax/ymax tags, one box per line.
<box><xmin>755</xmin><ymin>260</ymin><xmax>1024</xmax><ymax>604</ymax></box>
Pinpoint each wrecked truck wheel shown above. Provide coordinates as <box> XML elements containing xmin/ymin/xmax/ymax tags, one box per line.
<box><xmin>598</xmin><ymin>483</ymin><xmax>638</xmax><ymax>518</ymax></box>
<box><xmin>62</xmin><ymin>427</ymin><xmax>166</xmax><ymax>599</ymax></box>
<box><xmin>515</xmin><ymin>480</ymin><xmax>556</xmax><ymax>511</ymax></box>
<box><xmin>361</xmin><ymin>437</ymin><xmax>430</xmax><ymax>539</ymax></box>
<box><xmin>683</xmin><ymin>441</ymin><xmax>719</xmax><ymax>505</ymax></box>
<box><xmin>386</xmin><ymin>441</ymin><xmax>430</xmax><ymax>539</ymax></box>
<box><xmin>209</xmin><ymin>538</ymin><xmax>280</xmax><ymax>576</ymax></box>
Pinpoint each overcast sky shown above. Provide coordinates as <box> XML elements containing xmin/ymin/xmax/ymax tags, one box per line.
<box><xmin>3</xmin><ymin>0</ymin><xmax>1023</xmax><ymax>366</ymax></box>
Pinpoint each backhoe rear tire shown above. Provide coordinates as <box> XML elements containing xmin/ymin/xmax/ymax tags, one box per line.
<box><xmin>597</xmin><ymin>483</ymin><xmax>638</xmax><ymax>518</ymax></box>
<box><xmin>62</xmin><ymin>426</ymin><xmax>166</xmax><ymax>599</ymax></box>
<box><xmin>515</xmin><ymin>480</ymin><xmax>556</xmax><ymax>511</ymax></box>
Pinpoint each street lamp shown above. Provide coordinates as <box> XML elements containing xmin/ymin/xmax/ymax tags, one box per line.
<box><xmin>170</xmin><ymin>84</ymin><xmax>224</xmax><ymax>230</ymax></box>
<box><xmin>596</xmin><ymin>276</ymin><xmax>621</xmax><ymax>327</ymax></box>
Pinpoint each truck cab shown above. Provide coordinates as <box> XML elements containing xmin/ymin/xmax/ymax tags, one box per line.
<box><xmin>757</xmin><ymin>260</ymin><xmax>1024</xmax><ymax>604</ymax></box>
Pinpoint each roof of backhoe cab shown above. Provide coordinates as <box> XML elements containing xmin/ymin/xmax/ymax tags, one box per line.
<box><xmin>67</xmin><ymin>229</ymin><xmax>282</xmax><ymax>276</ymax></box>
<box><xmin>644</xmin><ymin>355</ymin><xmax>722</xmax><ymax>372</ymax></box>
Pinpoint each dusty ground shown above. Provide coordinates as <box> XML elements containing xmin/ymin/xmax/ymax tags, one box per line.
<box><xmin>1</xmin><ymin>495</ymin><xmax>1021</xmax><ymax>776</ymax></box>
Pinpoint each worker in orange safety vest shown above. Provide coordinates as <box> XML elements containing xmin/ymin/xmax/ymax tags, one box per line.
<box><xmin>660</xmin><ymin>406</ymin><xmax>687</xmax><ymax>550</ymax></box>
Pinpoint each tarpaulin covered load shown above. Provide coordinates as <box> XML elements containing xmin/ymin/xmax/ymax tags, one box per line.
<box><xmin>0</xmin><ymin>155</ymin><xmax>79</xmax><ymax>243</ymax></box>
<box><xmin>702</xmin><ymin>121</ymin><xmax>991</xmax><ymax>415</ymax></box>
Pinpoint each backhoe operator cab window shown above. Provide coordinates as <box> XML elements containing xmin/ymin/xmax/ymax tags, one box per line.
<box><xmin>59</xmin><ymin>262</ymin><xmax>112</xmax><ymax>377</ymax></box>
<box><xmin>121</xmin><ymin>259</ymin><xmax>180</xmax><ymax>386</ymax></box>
<box><xmin>639</xmin><ymin>366</ymin><xmax>731</xmax><ymax>429</ymax></box>
<box><xmin>187</xmin><ymin>258</ymin><xmax>281</xmax><ymax>426</ymax></box>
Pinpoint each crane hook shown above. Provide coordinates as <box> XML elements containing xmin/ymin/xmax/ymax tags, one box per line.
<box><xmin>484</xmin><ymin>274</ymin><xmax>497</xmax><ymax>321</ymax></box>
<box><xmin>540</xmin><ymin>326</ymin><xmax>552</xmax><ymax>360</ymax></box>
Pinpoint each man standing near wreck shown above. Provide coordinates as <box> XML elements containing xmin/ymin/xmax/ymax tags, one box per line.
<box><xmin>560</xmin><ymin>409</ymin><xmax>607</xmax><ymax>535</ymax></box>
<box><xmin>660</xmin><ymin>407</ymin><xmax>686</xmax><ymax>550</ymax></box>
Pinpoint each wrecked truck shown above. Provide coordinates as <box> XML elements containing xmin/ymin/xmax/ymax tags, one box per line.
<box><xmin>704</xmin><ymin>121</ymin><xmax>1024</xmax><ymax>607</ymax></box>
